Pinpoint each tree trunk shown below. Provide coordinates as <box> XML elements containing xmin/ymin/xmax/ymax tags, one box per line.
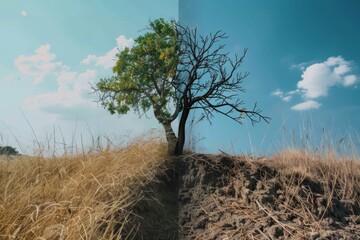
<box><xmin>161</xmin><ymin>121</ymin><xmax>178</xmax><ymax>155</ymax></box>
<box><xmin>174</xmin><ymin>108</ymin><xmax>190</xmax><ymax>156</ymax></box>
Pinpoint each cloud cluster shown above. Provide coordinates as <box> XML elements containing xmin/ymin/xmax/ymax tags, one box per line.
<box><xmin>14</xmin><ymin>44</ymin><xmax>96</xmax><ymax>119</ymax></box>
<box><xmin>291</xmin><ymin>100</ymin><xmax>321</xmax><ymax>111</ymax></box>
<box><xmin>273</xmin><ymin>56</ymin><xmax>358</xmax><ymax>111</ymax></box>
<box><xmin>24</xmin><ymin>69</ymin><xmax>97</xmax><ymax>110</ymax></box>
<box><xmin>14</xmin><ymin>44</ymin><xmax>67</xmax><ymax>84</ymax></box>
<box><xmin>297</xmin><ymin>56</ymin><xmax>357</xmax><ymax>99</ymax></box>
<box><xmin>21</xmin><ymin>10</ymin><xmax>27</xmax><ymax>17</ymax></box>
<box><xmin>16</xmin><ymin>35</ymin><xmax>134</xmax><ymax>120</ymax></box>
<box><xmin>271</xmin><ymin>89</ymin><xmax>293</xmax><ymax>102</ymax></box>
<box><xmin>81</xmin><ymin>35</ymin><xmax>134</xmax><ymax>69</ymax></box>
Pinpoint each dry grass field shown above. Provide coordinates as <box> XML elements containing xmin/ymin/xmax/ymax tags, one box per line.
<box><xmin>177</xmin><ymin>150</ymin><xmax>360</xmax><ymax>239</ymax></box>
<box><xmin>0</xmin><ymin>138</ymin><xmax>359</xmax><ymax>239</ymax></box>
<box><xmin>0</xmin><ymin>139</ymin><xmax>170</xmax><ymax>239</ymax></box>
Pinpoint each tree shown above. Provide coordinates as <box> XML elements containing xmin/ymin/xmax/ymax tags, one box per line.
<box><xmin>94</xmin><ymin>18</ymin><xmax>269</xmax><ymax>156</ymax></box>
<box><xmin>95</xmin><ymin>19</ymin><xmax>180</xmax><ymax>153</ymax></box>
<box><xmin>173</xmin><ymin>25</ymin><xmax>270</xmax><ymax>155</ymax></box>
<box><xmin>0</xmin><ymin>146</ymin><xmax>19</xmax><ymax>156</ymax></box>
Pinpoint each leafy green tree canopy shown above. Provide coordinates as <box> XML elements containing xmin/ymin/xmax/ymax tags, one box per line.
<box><xmin>95</xmin><ymin>18</ymin><xmax>180</xmax><ymax>151</ymax></box>
<box><xmin>97</xmin><ymin>19</ymin><xmax>178</xmax><ymax>117</ymax></box>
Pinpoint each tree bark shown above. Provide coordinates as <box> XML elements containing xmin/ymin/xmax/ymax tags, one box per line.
<box><xmin>174</xmin><ymin>107</ymin><xmax>190</xmax><ymax>156</ymax></box>
<box><xmin>161</xmin><ymin>121</ymin><xmax>178</xmax><ymax>155</ymax></box>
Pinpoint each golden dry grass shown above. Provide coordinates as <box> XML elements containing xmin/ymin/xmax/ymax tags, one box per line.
<box><xmin>1</xmin><ymin>136</ymin><xmax>359</xmax><ymax>239</ymax></box>
<box><xmin>0</xmin><ymin>139</ymin><xmax>169</xmax><ymax>240</ymax></box>
<box><xmin>271</xmin><ymin>148</ymin><xmax>360</xmax><ymax>203</ymax></box>
<box><xmin>261</xmin><ymin>149</ymin><xmax>360</xmax><ymax>237</ymax></box>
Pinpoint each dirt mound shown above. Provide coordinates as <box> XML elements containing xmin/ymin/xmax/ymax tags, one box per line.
<box><xmin>127</xmin><ymin>152</ymin><xmax>360</xmax><ymax>239</ymax></box>
<box><xmin>177</xmin><ymin>153</ymin><xmax>360</xmax><ymax>239</ymax></box>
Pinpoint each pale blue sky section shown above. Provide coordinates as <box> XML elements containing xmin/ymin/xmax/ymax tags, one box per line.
<box><xmin>1</xmin><ymin>1</ymin><xmax>359</xmax><ymax>156</ymax></box>
<box><xmin>0</xmin><ymin>1</ymin><xmax>178</xmax><ymax>155</ymax></box>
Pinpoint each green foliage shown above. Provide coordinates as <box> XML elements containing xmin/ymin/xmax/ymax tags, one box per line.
<box><xmin>95</xmin><ymin>18</ymin><xmax>268</xmax><ymax>155</ymax></box>
<box><xmin>96</xmin><ymin>18</ymin><xmax>178</xmax><ymax>122</ymax></box>
<box><xmin>0</xmin><ymin>146</ymin><xmax>19</xmax><ymax>156</ymax></box>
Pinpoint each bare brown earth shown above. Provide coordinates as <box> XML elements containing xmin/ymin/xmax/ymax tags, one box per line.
<box><xmin>130</xmin><ymin>152</ymin><xmax>360</xmax><ymax>240</ymax></box>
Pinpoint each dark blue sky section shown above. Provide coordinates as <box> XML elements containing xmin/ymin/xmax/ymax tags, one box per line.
<box><xmin>179</xmin><ymin>0</ymin><xmax>360</xmax><ymax>155</ymax></box>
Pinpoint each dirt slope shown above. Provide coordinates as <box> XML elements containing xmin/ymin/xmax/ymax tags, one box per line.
<box><xmin>133</xmin><ymin>152</ymin><xmax>360</xmax><ymax>239</ymax></box>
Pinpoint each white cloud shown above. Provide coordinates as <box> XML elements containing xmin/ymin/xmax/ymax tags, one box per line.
<box><xmin>297</xmin><ymin>56</ymin><xmax>357</xmax><ymax>99</ymax></box>
<box><xmin>344</xmin><ymin>75</ymin><xmax>357</xmax><ymax>87</ymax></box>
<box><xmin>333</xmin><ymin>64</ymin><xmax>350</xmax><ymax>75</ymax></box>
<box><xmin>81</xmin><ymin>35</ymin><xmax>134</xmax><ymax>69</ymax></box>
<box><xmin>291</xmin><ymin>100</ymin><xmax>321</xmax><ymax>111</ymax></box>
<box><xmin>297</xmin><ymin>62</ymin><xmax>335</xmax><ymax>99</ymax></box>
<box><xmin>14</xmin><ymin>44</ymin><xmax>67</xmax><ymax>84</ymax></box>
<box><xmin>24</xmin><ymin>69</ymin><xmax>97</xmax><ymax>111</ymax></box>
<box><xmin>5</xmin><ymin>40</ymin><xmax>162</xmax><ymax>154</ymax></box>
<box><xmin>272</xmin><ymin>56</ymin><xmax>358</xmax><ymax>111</ymax></box>
<box><xmin>282</xmin><ymin>96</ymin><xmax>292</xmax><ymax>102</ymax></box>
<box><xmin>290</xmin><ymin>62</ymin><xmax>307</xmax><ymax>71</ymax></box>
<box><xmin>16</xmin><ymin>44</ymin><xmax>99</xmax><ymax>119</ymax></box>
<box><xmin>271</xmin><ymin>89</ymin><xmax>283</xmax><ymax>97</ymax></box>
<box><xmin>21</xmin><ymin>10</ymin><xmax>27</xmax><ymax>17</ymax></box>
<box><xmin>271</xmin><ymin>89</ymin><xmax>293</xmax><ymax>102</ymax></box>
<box><xmin>325</xmin><ymin>56</ymin><xmax>347</xmax><ymax>66</ymax></box>
<box><xmin>116</xmin><ymin>35</ymin><xmax>134</xmax><ymax>49</ymax></box>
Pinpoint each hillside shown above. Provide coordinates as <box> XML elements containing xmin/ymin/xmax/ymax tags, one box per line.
<box><xmin>176</xmin><ymin>152</ymin><xmax>360</xmax><ymax>239</ymax></box>
<box><xmin>0</xmin><ymin>140</ymin><xmax>359</xmax><ymax>239</ymax></box>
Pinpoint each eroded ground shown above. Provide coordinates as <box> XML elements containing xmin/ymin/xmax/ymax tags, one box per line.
<box><xmin>131</xmin><ymin>153</ymin><xmax>360</xmax><ymax>239</ymax></box>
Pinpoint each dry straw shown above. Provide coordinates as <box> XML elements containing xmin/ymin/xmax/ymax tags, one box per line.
<box><xmin>0</xmin><ymin>139</ymin><xmax>169</xmax><ymax>240</ymax></box>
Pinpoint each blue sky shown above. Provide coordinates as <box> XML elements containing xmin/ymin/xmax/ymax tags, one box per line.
<box><xmin>1</xmin><ymin>1</ymin><xmax>359</xmax><ymax>155</ymax></box>
<box><xmin>180</xmin><ymin>0</ymin><xmax>360</xmax><ymax>154</ymax></box>
<box><xmin>0</xmin><ymin>1</ymin><xmax>177</xmax><ymax>155</ymax></box>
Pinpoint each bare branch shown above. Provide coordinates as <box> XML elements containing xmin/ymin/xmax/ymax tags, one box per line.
<box><xmin>175</xmin><ymin>23</ymin><xmax>269</xmax><ymax>128</ymax></box>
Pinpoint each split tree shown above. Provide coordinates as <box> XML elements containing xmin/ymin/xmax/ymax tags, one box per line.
<box><xmin>94</xmin><ymin>18</ymin><xmax>269</xmax><ymax>155</ymax></box>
